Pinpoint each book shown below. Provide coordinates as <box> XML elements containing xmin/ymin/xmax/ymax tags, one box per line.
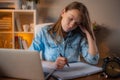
<box><xmin>18</xmin><ymin>36</ymin><xmax>23</xmax><ymax>49</ymax></box>
<box><xmin>43</xmin><ymin>62</ymin><xmax>103</xmax><ymax>80</ymax></box>
<box><xmin>15</xmin><ymin>14</ymin><xmax>22</xmax><ymax>32</ymax></box>
<box><xmin>15</xmin><ymin>36</ymin><xmax>20</xmax><ymax>49</ymax></box>
<box><xmin>15</xmin><ymin>36</ymin><xmax>28</xmax><ymax>49</ymax></box>
<box><xmin>22</xmin><ymin>39</ymin><xmax>28</xmax><ymax>50</ymax></box>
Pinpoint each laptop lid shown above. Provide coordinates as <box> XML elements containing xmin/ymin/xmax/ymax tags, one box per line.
<box><xmin>0</xmin><ymin>49</ymin><xmax>45</xmax><ymax>80</ymax></box>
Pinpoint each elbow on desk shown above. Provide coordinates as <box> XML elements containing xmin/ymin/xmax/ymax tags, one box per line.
<box><xmin>85</xmin><ymin>54</ymin><xmax>99</xmax><ymax>65</ymax></box>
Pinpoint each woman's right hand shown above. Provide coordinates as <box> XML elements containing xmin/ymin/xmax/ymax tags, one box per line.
<box><xmin>55</xmin><ymin>57</ymin><xmax>67</xmax><ymax>69</ymax></box>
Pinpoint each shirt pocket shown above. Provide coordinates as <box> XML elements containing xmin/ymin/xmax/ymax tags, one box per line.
<box><xmin>46</xmin><ymin>41</ymin><xmax>58</xmax><ymax>54</ymax></box>
<box><xmin>45</xmin><ymin>41</ymin><xmax>59</xmax><ymax>61</ymax></box>
<box><xmin>48</xmin><ymin>41</ymin><xmax>58</xmax><ymax>48</ymax></box>
<box><xmin>67</xmin><ymin>42</ymin><xmax>79</xmax><ymax>50</ymax></box>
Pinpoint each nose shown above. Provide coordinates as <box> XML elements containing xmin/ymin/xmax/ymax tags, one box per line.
<box><xmin>69</xmin><ymin>21</ymin><xmax>76</xmax><ymax>28</ymax></box>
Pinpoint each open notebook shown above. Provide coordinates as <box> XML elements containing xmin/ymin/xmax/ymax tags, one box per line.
<box><xmin>43</xmin><ymin>62</ymin><xmax>103</xmax><ymax>80</ymax></box>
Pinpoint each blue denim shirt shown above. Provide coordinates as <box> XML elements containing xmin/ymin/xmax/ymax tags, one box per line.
<box><xmin>29</xmin><ymin>25</ymin><xmax>99</xmax><ymax>64</ymax></box>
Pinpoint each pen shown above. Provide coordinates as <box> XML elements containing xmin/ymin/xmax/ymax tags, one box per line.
<box><xmin>59</xmin><ymin>53</ymin><xmax>70</xmax><ymax>67</ymax></box>
<box><xmin>45</xmin><ymin>69</ymin><xmax>56</xmax><ymax>80</ymax></box>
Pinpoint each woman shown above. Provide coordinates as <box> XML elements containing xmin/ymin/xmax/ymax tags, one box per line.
<box><xmin>29</xmin><ymin>1</ymin><xmax>99</xmax><ymax>69</ymax></box>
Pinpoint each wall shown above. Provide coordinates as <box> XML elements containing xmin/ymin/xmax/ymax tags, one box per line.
<box><xmin>37</xmin><ymin>0</ymin><xmax>120</xmax><ymax>57</ymax></box>
<box><xmin>38</xmin><ymin>0</ymin><xmax>120</xmax><ymax>29</ymax></box>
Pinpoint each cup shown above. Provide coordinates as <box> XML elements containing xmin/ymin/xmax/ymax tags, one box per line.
<box><xmin>22</xmin><ymin>4</ymin><xmax>27</xmax><ymax>10</ymax></box>
<box><xmin>30</xmin><ymin>23</ymin><xmax>34</xmax><ymax>32</ymax></box>
<box><xmin>23</xmin><ymin>24</ymin><xmax>29</xmax><ymax>32</ymax></box>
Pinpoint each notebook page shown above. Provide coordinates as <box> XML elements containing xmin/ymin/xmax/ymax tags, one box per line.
<box><xmin>43</xmin><ymin>62</ymin><xmax>103</xmax><ymax>80</ymax></box>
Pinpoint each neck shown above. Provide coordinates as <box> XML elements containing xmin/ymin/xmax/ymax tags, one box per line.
<box><xmin>62</xmin><ymin>30</ymin><xmax>69</xmax><ymax>39</ymax></box>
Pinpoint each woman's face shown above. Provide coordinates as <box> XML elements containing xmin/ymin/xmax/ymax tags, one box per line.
<box><xmin>61</xmin><ymin>9</ymin><xmax>82</xmax><ymax>32</ymax></box>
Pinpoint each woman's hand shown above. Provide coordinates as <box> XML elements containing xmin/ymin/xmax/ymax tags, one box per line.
<box><xmin>55</xmin><ymin>57</ymin><xmax>67</xmax><ymax>69</ymax></box>
<box><xmin>79</xmin><ymin>25</ymin><xmax>98</xmax><ymax>56</ymax></box>
<box><xmin>42</xmin><ymin>57</ymin><xmax>68</xmax><ymax>70</ymax></box>
<box><xmin>79</xmin><ymin>25</ymin><xmax>88</xmax><ymax>34</ymax></box>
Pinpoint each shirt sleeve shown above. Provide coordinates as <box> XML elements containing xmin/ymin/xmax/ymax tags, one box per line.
<box><xmin>28</xmin><ymin>29</ymin><xmax>44</xmax><ymax>52</ymax></box>
<box><xmin>80</xmin><ymin>38</ymin><xmax>99</xmax><ymax>64</ymax></box>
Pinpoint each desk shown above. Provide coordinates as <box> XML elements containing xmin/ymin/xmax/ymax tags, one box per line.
<box><xmin>0</xmin><ymin>58</ymin><xmax>120</xmax><ymax>80</ymax></box>
<box><xmin>1</xmin><ymin>74</ymin><xmax>120</xmax><ymax>80</ymax></box>
<box><xmin>75</xmin><ymin>58</ymin><xmax>120</xmax><ymax>80</ymax></box>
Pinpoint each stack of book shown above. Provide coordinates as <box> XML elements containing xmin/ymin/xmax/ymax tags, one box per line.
<box><xmin>0</xmin><ymin>17</ymin><xmax>12</xmax><ymax>30</ymax></box>
<box><xmin>15</xmin><ymin>36</ymin><xmax>28</xmax><ymax>49</ymax></box>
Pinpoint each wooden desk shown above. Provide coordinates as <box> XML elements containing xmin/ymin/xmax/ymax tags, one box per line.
<box><xmin>1</xmin><ymin>75</ymin><xmax>120</xmax><ymax>80</ymax></box>
<box><xmin>0</xmin><ymin>58</ymin><xmax>120</xmax><ymax>80</ymax></box>
<box><xmin>75</xmin><ymin>74</ymin><xmax>120</xmax><ymax>80</ymax></box>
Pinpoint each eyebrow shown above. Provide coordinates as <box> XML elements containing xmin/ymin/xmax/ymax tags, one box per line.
<box><xmin>69</xmin><ymin>14</ymin><xmax>81</xmax><ymax>23</ymax></box>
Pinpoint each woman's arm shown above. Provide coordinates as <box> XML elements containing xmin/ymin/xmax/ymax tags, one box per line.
<box><xmin>85</xmin><ymin>31</ymin><xmax>98</xmax><ymax>56</ymax></box>
<box><xmin>79</xmin><ymin>26</ymin><xmax>99</xmax><ymax>64</ymax></box>
<box><xmin>42</xmin><ymin>57</ymin><xmax>67</xmax><ymax>69</ymax></box>
<box><xmin>79</xmin><ymin>25</ymin><xmax>98</xmax><ymax>56</ymax></box>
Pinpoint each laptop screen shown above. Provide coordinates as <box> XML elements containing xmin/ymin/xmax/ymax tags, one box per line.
<box><xmin>0</xmin><ymin>49</ymin><xmax>45</xmax><ymax>80</ymax></box>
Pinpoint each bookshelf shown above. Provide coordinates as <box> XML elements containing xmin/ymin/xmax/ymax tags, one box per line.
<box><xmin>0</xmin><ymin>10</ymin><xmax>36</xmax><ymax>49</ymax></box>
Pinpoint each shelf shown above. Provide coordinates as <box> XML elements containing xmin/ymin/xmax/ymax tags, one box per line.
<box><xmin>0</xmin><ymin>10</ymin><xmax>36</xmax><ymax>49</ymax></box>
<box><xmin>14</xmin><ymin>32</ymin><xmax>34</xmax><ymax>34</ymax></box>
<box><xmin>0</xmin><ymin>33</ymin><xmax>13</xmax><ymax>48</ymax></box>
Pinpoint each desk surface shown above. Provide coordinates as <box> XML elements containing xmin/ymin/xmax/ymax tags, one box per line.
<box><xmin>1</xmin><ymin>74</ymin><xmax>120</xmax><ymax>80</ymax></box>
<box><xmin>0</xmin><ymin>58</ymin><xmax>120</xmax><ymax>80</ymax></box>
<box><xmin>74</xmin><ymin>58</ymin><xmax>120</xmax><ymax>80</ymax></box>
<box><xmin>75</xmin><ymin>74</ymin><xmax>120</xmax><ymax>80</ymax></box>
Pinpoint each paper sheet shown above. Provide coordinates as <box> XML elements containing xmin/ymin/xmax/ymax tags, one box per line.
<box><xmin>43</xmin><ymin>62</ymin><xmax>103</xmax><ymax>80</ymax></box>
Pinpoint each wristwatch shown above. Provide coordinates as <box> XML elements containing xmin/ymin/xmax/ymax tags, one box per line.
<box><xmin>102</xmin><ymin>57</ymin><xmax>120</xmax><ymax>78</ymax></box>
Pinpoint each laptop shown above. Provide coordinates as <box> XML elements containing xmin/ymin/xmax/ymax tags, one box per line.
<box><xmin>0</xmin><ymin>49</ymin><xmax>45</xmax><ymax>80</ymax></box>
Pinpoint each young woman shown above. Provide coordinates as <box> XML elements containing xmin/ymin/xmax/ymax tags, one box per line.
<box><xmin>29</xmin><ymin>1</ymin><xmax>99</xmax><ymax>69</ymax></box>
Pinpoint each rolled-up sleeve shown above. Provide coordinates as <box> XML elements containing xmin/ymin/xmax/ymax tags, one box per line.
<box><xmin>80</xmin><ymin>38</ymin><xmax>99</xmax><ymax>64</ymax></box>
<box><xmin>85</xmin><ymin>53</ymin><xmax>99</xmax><ymax>64</ymax></box>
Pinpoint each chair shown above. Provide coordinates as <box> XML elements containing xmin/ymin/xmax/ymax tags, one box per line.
<box><xmin>34</xmin><ymin>23</ymin><xmax>53</xmax><ymax>37</ymax></box>
<box><xmin>34</xmin><ymin>23</ymin><xmax>53</xmax><ymax>59</ymax></box>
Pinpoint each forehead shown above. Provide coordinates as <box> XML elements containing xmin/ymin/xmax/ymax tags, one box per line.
<box><xmin>65</xmin><ymin>9</ymin><xmax>82</xmax><ymax>21</ymax></box>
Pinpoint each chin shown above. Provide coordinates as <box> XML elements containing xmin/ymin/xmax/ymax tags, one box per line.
<box><xmin>64</xmin><ymin>29</ymin><xmax>69</xmax><ymax>32</ymax></box>
<box><xmin>66</xmin><ymin>30</ymin><xmax>71</xmax><ymax>33</ymax></box>
<box><xmin>64</xmin><ymin>28</ymin><xmax>71</xmax><ymax>32</ymax></box>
